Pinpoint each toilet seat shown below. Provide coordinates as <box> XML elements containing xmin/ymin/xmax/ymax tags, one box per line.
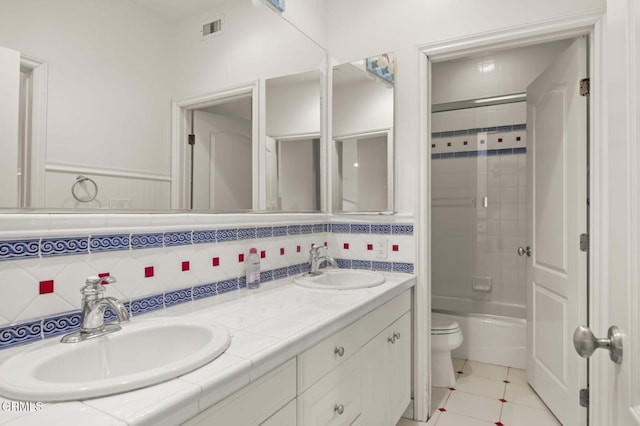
<box><xmin>431</xmin><ymin>314</ymin><xmax>460</xmax><ymax>335</ymax></box>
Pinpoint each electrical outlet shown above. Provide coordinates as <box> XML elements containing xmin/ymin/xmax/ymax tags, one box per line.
<box><xmin>375</xmin><ymin>238</ymin><xmax>388</xmax><ymax>259</ymax></box>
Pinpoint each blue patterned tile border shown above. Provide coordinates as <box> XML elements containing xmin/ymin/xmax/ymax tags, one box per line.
<box><xmin>216</xmin><ymin>229</ymin><xmax>238</xmax><ymax>242</ymax></box>
<box><xmin>371</xmin><ymin>224</ymin><xmax>391</xmax><ymax>234</ymax></box>
<box><xmin>238</xmin><ymin>228</ymin><xmax>256</xmax><ymax>240</ymax></box>
<box><xmin>392</xmin><ymin>225</ymin><xmax>414</xmax><ymax>235</ymax></box>
<box><xmin>256</xmin><ymin>227</ymin><xmax>273</xmax><ymax>239</ymax></box>
<box><xmin>273</xmin><ymin>267</ymin><xmax>288</xmax><ymax>280</ymax></box>
<box><xmin>41</xmin><ymin>236</ymin><xmax>89</xmax><ymax>257</ymax></box>
<box><xmin>0</xmin><ymin>239</ymin><xmax>40</xmax><ymax>261</ymax></box>
<box><xmin>392</xmin><ymin>262</ymin><xmax>414</xmax><ymax>273</ymax></box>
<box><xmin>313</xmin><ymin>223</ymin><xmax>325</xmax><ymax>233</ymax></box>
<box><xmin>238</xmin><ymin>276</ymin><xmax>247</xmax><ymax>289</ymax></box>
<box><xmin>131</xmin><ymin>233</ymin><xmax>164</xmax><ymax>249</ymax></box>
<box><xmin>130</xmin><ymin>294</ymin><xmax>165</xmax><ymax>315</ymax></box>
<box><xmin>432</xmin><ymin>147</ymin><xmax>527</xmax><ymax>159</ymax></box>
<box><xmin>288</xmin><ymin>264</ymin><xmax>302</xmax><ymax>276</ymax></box>
<box><xmin>216</xmin><ymin>279</ymin><xmax>238</xmax><ymax>294</ymax></box>
<box><xmin>89</xmin><ymin>234</ymin><xmax>130</xmax><ymax>253</ymax></box>
<box><xmin>352</xmin><ymin>260</ymin><xmax>372</xmax><ymax>270</ymax></box>
<box><xmin>372</xmin><ymin>261</ymin><xmax>392</xmax><ymax>271</ymax></box>
<box><xmin>331</xmin><ymin>223</ymin><xmax>350</xmax><ymax>234</ymax></box>
<box><xmin>287</xmin><ymin>225</ymin><xmax>301</xmax><ymax>235</ymax></box>
<box><xmin>336</xmin><ymin>258</ymin><xmax>352</xmax><ymax>269</ymax></box>
<box><xmin>164</xmin><ymin>231</ymin><xmax>192</xmax><ymax>247</ymax></box>
<box><xmin>272</xmin><ymin>226</ymin><xmax>288</xmax><ymax>237</ymax></box>
<box><xmin>350</xmin><ymin>224</ymin><xmax>370</xmax><ymax>234</ymax></box>
<box><xmin>260</xmin><ymin>270</ymin><xmax>274</xmax><ymax>283</ymax></box>
<box><xmin>42</xmin><ymin>312</ymin><xmax>82</xmax><ymax>338</ymax></box>
<box><xmin>165</xmin><ymin>288</ymin><xmax>193</xmax><ymax>307</ymax></box>
<box><xmin>300</xmin><ymin>224</ymin><xmax>313</xmax><ymax>235</ymax></box>
<box><xmin>0</xmin><ymin>320</ymin><xmax>42</xmax><ymax>349</ymax></box>
<box><xmin>193</xmin><ymin>283</ymin><xmax>216</xmax><ymax>300</ymax></box>
<box><xmin>193</xmin><ymin>230</ymin><xmax>216</xmax><ymax>244</ymax></box>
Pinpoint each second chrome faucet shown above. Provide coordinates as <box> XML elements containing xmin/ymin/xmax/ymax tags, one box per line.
<box><xmin>306</xmin><ymin>243</ymin><xmax>337</xmax><ymax>276</ymax></box>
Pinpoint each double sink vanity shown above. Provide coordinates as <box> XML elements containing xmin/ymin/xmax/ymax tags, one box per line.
<box><xmin>0</xmin><ymin>269</ymin><xmax>415</xmax><ymax>426</ymax></box>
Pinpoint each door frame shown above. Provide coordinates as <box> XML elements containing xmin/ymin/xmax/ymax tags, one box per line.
<box><xmin>417</xmin><ymin>9</ymin><xmax>604</xmax><ymax>423</ymax></box>
<box><xmin>170</xmin><ymin>82</ymin><xmax>259</xmax><ymax>209</ymax></box>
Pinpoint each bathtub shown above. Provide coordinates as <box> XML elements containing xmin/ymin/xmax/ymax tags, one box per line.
<box><xmin>432</xmin><ymin>296</ymin><xmax>527</xmax><ymax>369</ymax></box>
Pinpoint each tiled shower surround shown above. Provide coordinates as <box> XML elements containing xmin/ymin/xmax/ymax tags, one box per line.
<box><xmin>0</xmin><ymin>217</ymin><xmax>414</xmax><ymax>349</ymax></box>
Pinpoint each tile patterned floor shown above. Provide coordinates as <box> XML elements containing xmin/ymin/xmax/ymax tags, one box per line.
<box><xmin>426</xmin><ymin>359</ymin><xmax>561</xmax><ymax>426</ymax></box>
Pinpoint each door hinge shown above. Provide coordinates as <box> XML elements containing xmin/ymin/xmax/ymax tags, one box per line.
<box><xmin>580</xmin><ymin>78</ymin><xmax>590</xmax><ymax>96</ymax></box>
<box><xmin>580</xmin><ymin>233</ymin><xmax>589</xmax><ymax>252</ymax></box>
<box><xmin>188</xmin><ymin>134</ymin><xmax>195</xmax><ymax>146</ymax></box>
<box><xmin>580</xmin><ymin>388</ymin><xmax>589</xmax><ymax>407</ymax></box>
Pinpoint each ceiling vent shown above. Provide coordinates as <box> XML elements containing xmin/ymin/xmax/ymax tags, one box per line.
<box><xmin>202</xmin><ymin>17</ymin><xmax>223</xmax><ymax>39</ymax></box>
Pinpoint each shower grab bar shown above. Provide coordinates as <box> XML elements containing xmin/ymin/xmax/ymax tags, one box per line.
<box><xmin>431</xmin><ymin>196</ymin><xmax>488</xmax><ymax>208</ymax></box>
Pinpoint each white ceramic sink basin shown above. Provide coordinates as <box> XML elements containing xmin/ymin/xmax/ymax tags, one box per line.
<box><xmin>0</xmin><ymin>317</ymin><xmax>230</xmax><ymax>402</ymax></box>
<box><xmin>294</xmin><ymin>269</ymin><xmax>385</xmax><ymax>290</ymax></box>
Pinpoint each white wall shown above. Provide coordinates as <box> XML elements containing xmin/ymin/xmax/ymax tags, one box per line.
<box><xmin>0</xmin><ymin>0</ymin><xmax>174</xmax><ymax>181</ymax></box>
<box><xmin>172</xmin><ymin>0</ymin><xmax>326</xmax><ymax>99</ymax></box>
<box><xmin>332</xmin><ymin>78</ymin><xmax>393</xmax><ymax>137</ymax></box>
<box><xmin>192</xmin><ymin>110</ymin><xmax>252</xmax><ymax>210</ymax></box>
<box><xmin>266</xmin><ymin>73</ymin><xmax>321</xmax><ymax>136</ymax></box>
<box><xmin>326</xmin><ymin>0</ymin><xmax>605</xmax><ymax>214</ymax></box>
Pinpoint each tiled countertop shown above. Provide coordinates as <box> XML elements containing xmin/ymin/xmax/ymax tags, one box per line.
<box><xmin>0</xmin><ymin>272</ymin><xmax>416</xmax><ymax>426</ymax></box>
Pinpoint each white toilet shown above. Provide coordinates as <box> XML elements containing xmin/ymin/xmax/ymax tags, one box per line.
<box><xmin>431</xmin><ymin>313</ymin><xmax>464</xmax><ymax>387</ymax></box>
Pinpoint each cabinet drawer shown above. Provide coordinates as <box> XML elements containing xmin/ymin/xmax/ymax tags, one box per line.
<box><xmin>184</xmin><ymin>358</ymin><xmax>296</xmax><ymax>426</ymax></box>
<box><xmin>298</xmin><ymin>289</ymin><xmax>411</xmax><ymax>392</ymax></box>
<box><xmin>298</xmin><ymin>352</ymin><xmax>362</xmax><ymax>426</ymax></box>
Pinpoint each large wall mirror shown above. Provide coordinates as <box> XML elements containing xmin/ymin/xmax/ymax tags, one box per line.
<box><xmin>331</xmin><ymin>53</ymin><xmax>395</xmax><ymax>212</ymax></box>
<box><xmin>265</xmin><ymin>70</ymin><xmax>322</xmax><ymax>211</ymax></box>
<box><xmin>0</xmin><ymin>0</ymin><xmax>326</xmax><ymax>212</ymax></box>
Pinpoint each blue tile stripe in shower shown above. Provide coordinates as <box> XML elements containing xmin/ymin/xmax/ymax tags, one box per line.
<box><xmin>432</xmin><ymin>147</ymin><xmax>527</xmax><ymax>159</ymax></box>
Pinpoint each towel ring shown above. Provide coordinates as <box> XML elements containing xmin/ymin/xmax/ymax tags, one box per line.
<box><xmin>72</xmin><ymin>175</ymin><xmax>98</xmax><ymax>202</ymax></box>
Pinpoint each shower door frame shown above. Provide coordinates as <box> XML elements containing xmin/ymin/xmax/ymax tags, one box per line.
<box><xmin>417</xmin><ymin>10</ymin><xmax>606</xmax><ymax>424</ymax></box>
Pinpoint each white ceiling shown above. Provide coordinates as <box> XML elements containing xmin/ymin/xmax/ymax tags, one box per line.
<box><xmin>130</xmin><ymin>0</ymin><xmax>232</xmax><ymax>23</ymax></box>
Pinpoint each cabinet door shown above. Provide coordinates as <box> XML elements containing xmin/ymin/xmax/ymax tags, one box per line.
<box><xmin>360</xmin><ymin>311</ymin><xmax>412</xmax><ymax>426</ymax></box>
<box><xmin>261</xmin><ymin>399</ymin><xmax>296</xmax><ymax>426</ymax></box>
<box><xmin>360</xmin><ymin>325</ymin><xmax>391</xmax><ymax>426</ymax></box>
<box><xmin>389</xmin><ymin>311</ymin><xmax>412</xmax><ymax>422</ymax></box>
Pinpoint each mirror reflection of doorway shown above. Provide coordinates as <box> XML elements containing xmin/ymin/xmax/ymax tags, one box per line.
<box><xmin>188</xmin><ymin>94</ymin><xmax>252</xmax><ymax>211</ymax></box>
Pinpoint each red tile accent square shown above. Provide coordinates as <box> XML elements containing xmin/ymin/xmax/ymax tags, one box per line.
<box><xmin>344</xmin><ymin>243</ymin><xmax>350</xmax><ymax>250</ymax></box>
<box><xmin>260</xmin><ymin>250</ymin><xmax>266</xmax><ymax>259</ymax></box>
<box><xmin>503</xmin><ymin>380</ymin><xmax>510</xmax><ymax>383</ymax></box>
<box><xmin>499</xmin><ymin>398</ymin><xmax>507</xmax><ymax>403</ymax></box>
<box><xmin>238</xmin><ymin>253</ymin><xmax>245</xmax><ymax>262</ymax></box>
<box><xmin>280</xmin><ymin>248</ymin><xmax>285</xmax><ymax>255</ymax></box>
<box><xmin>498</xmin><ymin>138</ymin><xmax>503</xmax><ymax>143</ymax></box>
<box><xmin>367</xmin><ymin>244</ymin><xmax>373</xmax><ymax>251</ymax></box>
<box><xmin>438</xmin><ymin>408</ymin><xmax>447</xmax><ymax>412</ymax></box>
<box><xmin>448</xmin><ymin>387</ymin><xmax>456</xmax><ymax>391</ymax></box>
<box><xmin>181</xmin><ymin>261</ymin><xmax>190</xmax><ymax>272</ymax></box>
<box><xmin>392</xmin><ymin>244</ymin><xmax>399</xmax><ymax>252</ymax></box>
<box><xmin>496</xmin><ymin>422</ymin><xmax>504</xmax><ymax>426</ymax></box>
<box><xmin>463</xmin><ymin>141</ymin><xmax>468</xmax><ymax>145</ymax></box>
<box><xmin>39</xmin><ymin>280</ymin><xmax>54</xmax><ymax>294</ymax></box>
<box><xmin>324</xmin><ymin>241</ymin><xmax>328</xmax><ymax>247</ymax></box>
<box><xmin>457</xmin><ymin>370</ymin><xmax>464</xmax><ymax>374</ymax></box>
<box><xmin>212</xmin><ymin>257</ymin><xmax>220</xmax><ymax>267</ymax></box>
<box><xmin>431</xmin><ymin>144</ymin><xmax>436</xmax><ymax>148</ymax></box>
<box><xmin>296</xmin><ymin>245</ymin><xmax>301</xmax><ymax>253</ymax></box>
<box><xmin>144</xmin><ymin>266</ymin><xmax>154</xmax><ymax>278</ymax></box>
<box><xmin>516</xmin><ymin>136</ymin><xmax>521</xmax><ymax>141</ymax></box>
<box><xmin>447</xmin><ymin>142</ymin><xmax>451</xmax><ymax>147</ymax></box>
<box><xmin>98</xmin><ymin>272</ymin><xmax>110</xmax><ymax>285</ymax></box>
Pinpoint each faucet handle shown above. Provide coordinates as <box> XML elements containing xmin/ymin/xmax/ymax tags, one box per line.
<box><xmin>82</xmin><ymin>275</ymin><xmax>116</xmax><ymax>295</ymax></box>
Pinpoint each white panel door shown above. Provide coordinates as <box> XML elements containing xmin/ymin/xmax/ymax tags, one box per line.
<box><xmin>526</xmin><ymin>37</ymin><xmax>588</xmax><ymax>425</ymax></box>
<box><xmin>0</xmin><ymin>46</ymin><xmax>20</xmax><ymax>208</ymax></box>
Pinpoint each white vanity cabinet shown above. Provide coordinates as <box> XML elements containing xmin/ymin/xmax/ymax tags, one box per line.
<box><xmin>182</xmin><ymin>288</ymin><xmax>412</xmax><ymax>426</ymax></box>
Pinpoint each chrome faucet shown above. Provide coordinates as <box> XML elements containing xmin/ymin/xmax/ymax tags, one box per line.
<box><xmin>306</xmin><ymin>243</ymin><xmax>337</xmax><ymax>276</ymax></box>
<box><xmin>61</xmin><ymin>276</ymin><xmax>130</xmax><ymax>343</ymax></box>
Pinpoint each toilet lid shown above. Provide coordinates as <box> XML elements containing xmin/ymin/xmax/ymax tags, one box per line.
<box><xmin>431</xmin><ymin>314</ymin><xmax>460</xmax><ymax>333</ymax></box>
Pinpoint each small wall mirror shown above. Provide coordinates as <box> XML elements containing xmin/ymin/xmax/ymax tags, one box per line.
<box><xmin>331</xmin><ymin>53</ymin><xmax>395</xmax><ymax>212</ymax></box>
<box><xmin>265</xmin><ymin>70</ymin><xmax>322</xmax><ymax>211</ymax></box>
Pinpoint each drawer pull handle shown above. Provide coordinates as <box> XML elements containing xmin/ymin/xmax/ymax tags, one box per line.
<box><xmin>334</xmin><ymin>346</ymin><xmax>345</xmax><ymax>357</ymax></box>
<box><xmin>394</xmin><ymin>332</ymin><xmax>401</xmax><ymax>340</ymax></box>
<box><xmin>388</xmin><ymin>335</ymin><xmax>396</xmax><ymax>344</ymax></box>
<box><xmin>334</xmin><ymin>404</ymin><xmax>345</xmax><ymax>415</ymax></box>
